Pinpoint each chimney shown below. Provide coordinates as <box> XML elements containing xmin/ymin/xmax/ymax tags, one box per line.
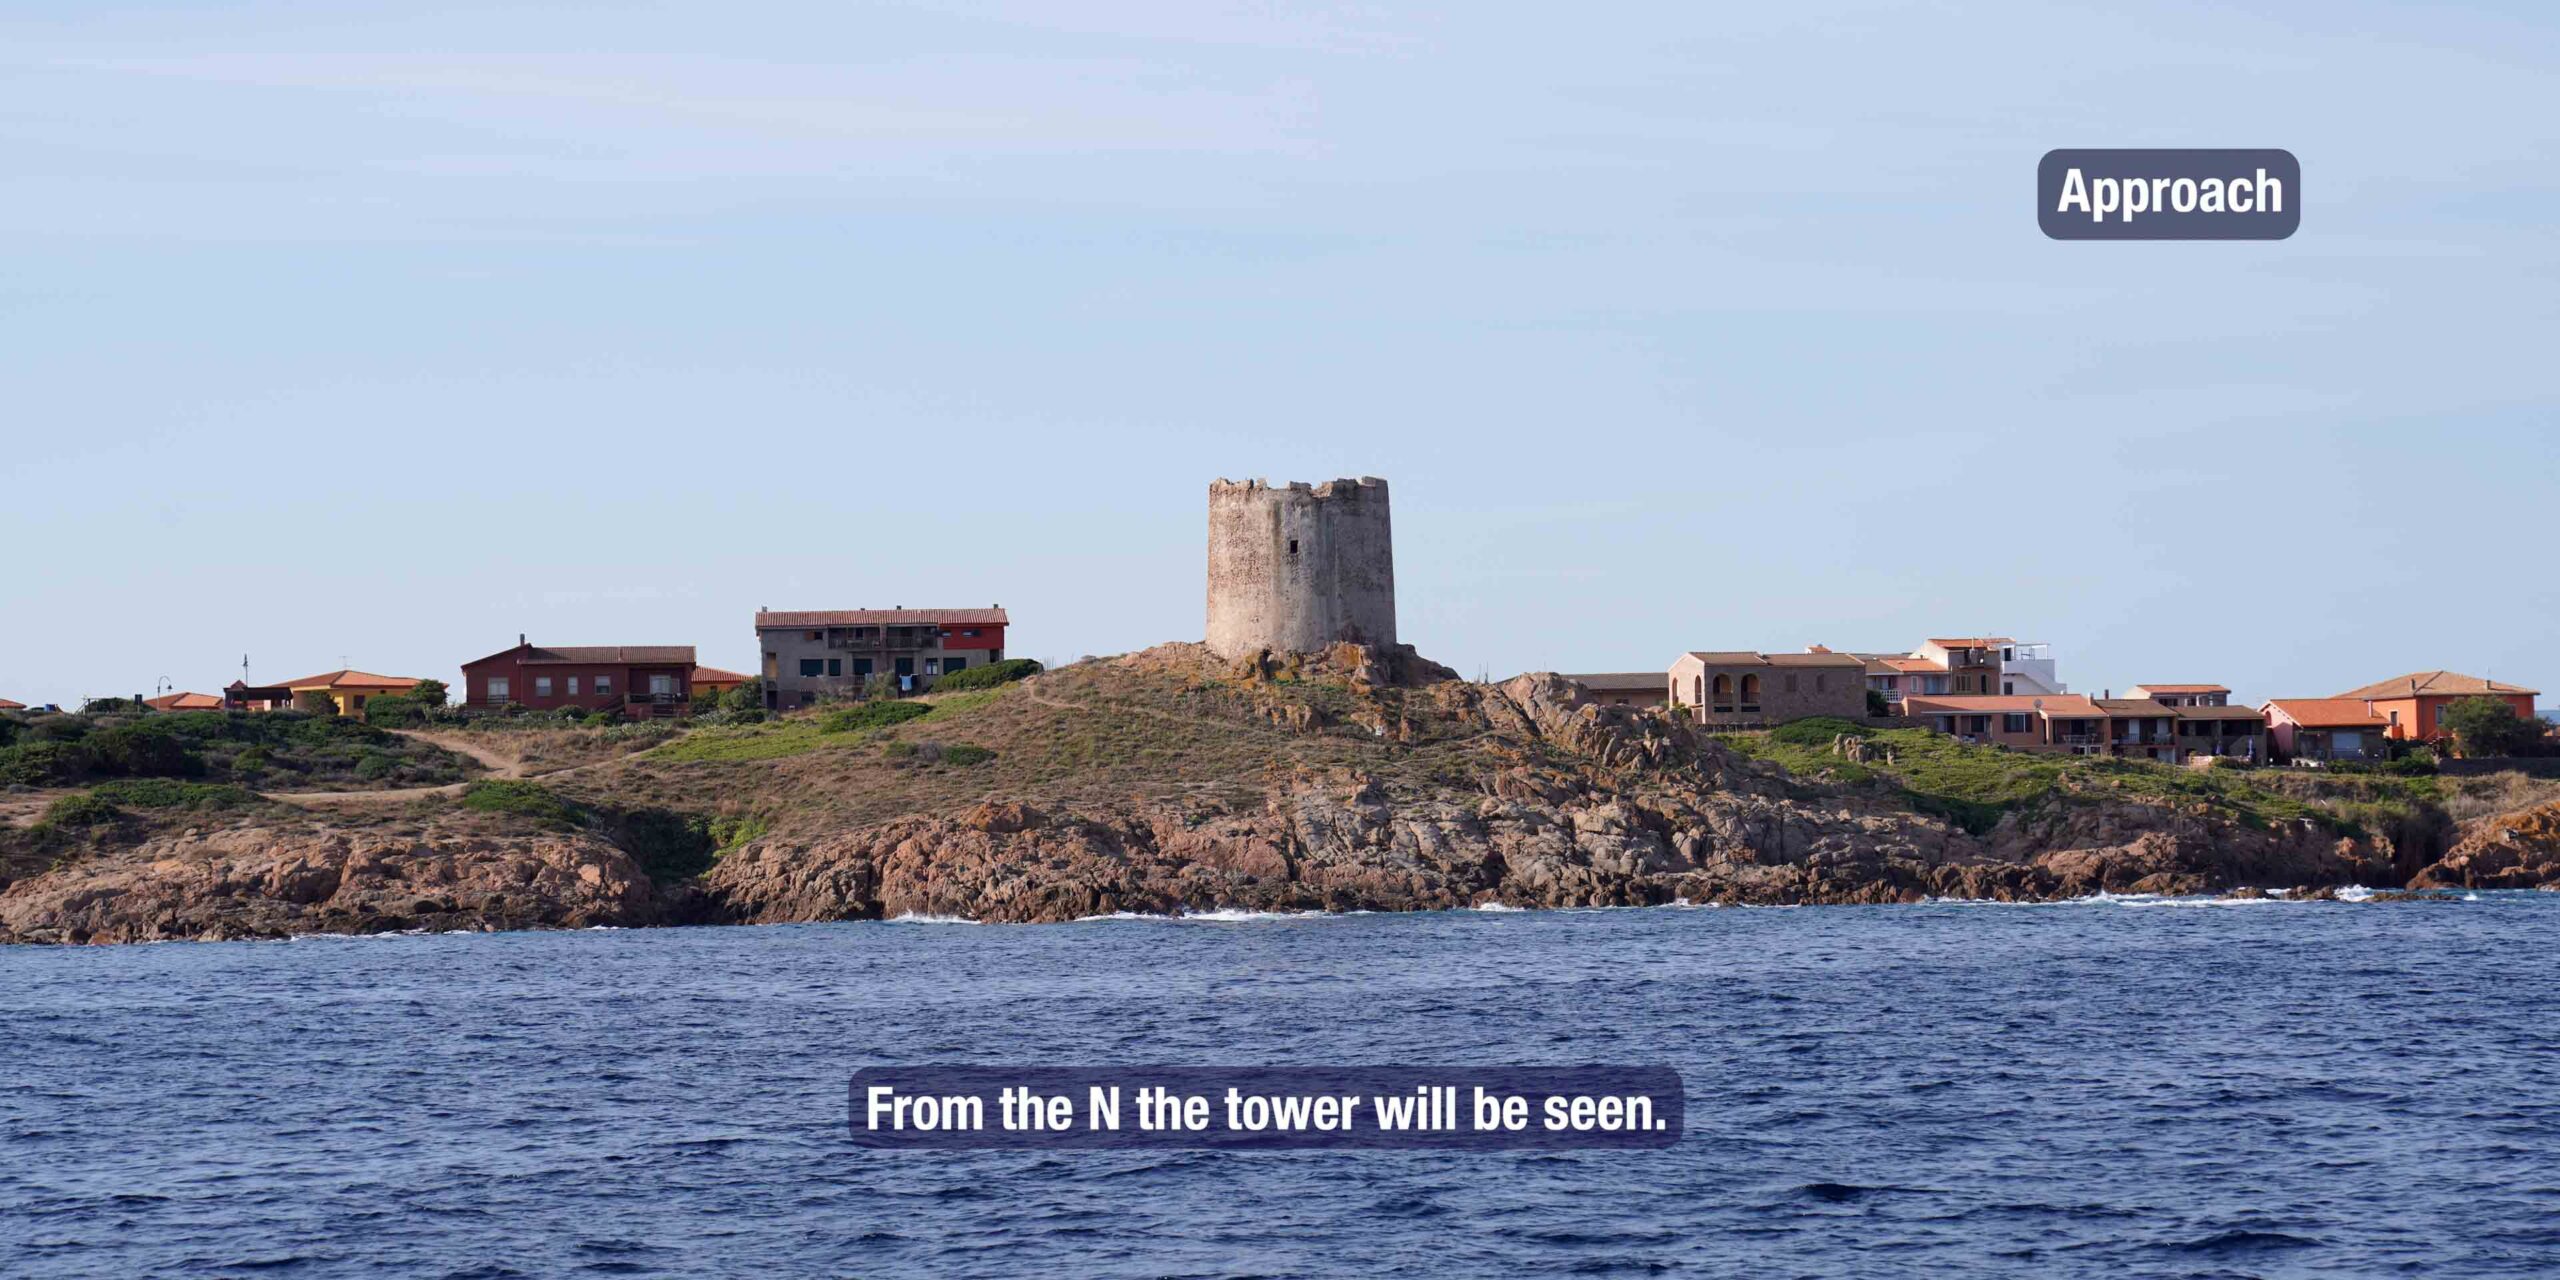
<box><xmin>519</xmin><ymin>633</ymin><xmax>526</xmax><ymax>647</ymax></box>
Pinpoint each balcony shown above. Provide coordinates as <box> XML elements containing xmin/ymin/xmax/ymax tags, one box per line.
<box><xmin>827</xmin><ymin>630</ymin><xmax>941</xmax><ymax>650</ymax></box>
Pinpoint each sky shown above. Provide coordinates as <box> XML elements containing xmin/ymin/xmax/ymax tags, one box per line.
<box><xmin>4</xmin><ymin>1</ymin><xmax>2556</xmax><ymax>709</ymax></box>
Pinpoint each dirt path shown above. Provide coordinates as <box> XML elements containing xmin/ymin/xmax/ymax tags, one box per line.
<box><xmin>264</xmin><ymin>730</ymin><xmax>605</xmax><ymax>809</ymax></box>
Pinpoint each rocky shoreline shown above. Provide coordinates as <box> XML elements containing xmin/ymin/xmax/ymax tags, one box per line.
<box><xmin>7</xmin><ymin>660</ymin><xmax>2557</xmax><ymax>945</ymax></box>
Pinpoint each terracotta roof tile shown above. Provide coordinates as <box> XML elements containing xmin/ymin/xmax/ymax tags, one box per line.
<box><xmin>2265</xmin><ymin>698</ymin><xmax>2391</xmax><ymax>729</ymax></box>
<box><xmin>2333</xmin><ymin>670</ymin><xmax>2540</xmax><ymax>699</ymax></box>
<box><xmin>144</xmin><ymin>692</ymin><xmax>225</xmax><ymax>711</ymax></box>
<box><xmin>277</xmin><ymin>669</ymin><xmax>421</xmax><ymax>691</ymax></box>
<box><xmin>1903</xmin><ymin>694</ymin><xmax>2107</xmax><ymax>717</ymax></box>
<box><xmin>0</xmin><ymin>698</ymin><xmax>24</xmax><ymax>710</ymax></box>
<box><xmin>2127</xmin><ymin>683</ymin><xmax>2230</xmax><ymax>695</ymax></box>
<box><xmin>690</xmin><ymin>665</ymin><xmax>750</xmax><ymax>684</ymax></box>
<box><xmin>1564</xmin><ymin>673</ymin><xmax>1667</xmax><ymax>691</ymax></box>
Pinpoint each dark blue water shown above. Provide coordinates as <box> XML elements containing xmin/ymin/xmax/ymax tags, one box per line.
<box><xmin>8</xmin><ymin>895</ymin><xmax>2560</xmax><ymax>1278</ymax></box>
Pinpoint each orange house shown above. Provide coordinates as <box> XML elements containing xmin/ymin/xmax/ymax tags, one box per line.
<box><xmin>691</xmin><ymin>665</ymin><xmax>750</xmax><ymax>697</ymax></box>
<box><xmin>144</xmin><ymin>691</ymin><xmax>226</xmax><ymax>712</ymax></box>
<box><xmin>2334</xmin><ymin>671</ymin><xmax>2538</xmax><ymax>742</ymax></box>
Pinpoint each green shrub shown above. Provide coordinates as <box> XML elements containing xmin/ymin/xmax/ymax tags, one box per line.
<box><xmin>89</xmin><ymin>723</ymin><xmax>205</xmax><ymax>778</ymax></box>
<box><xmin>410</xmin><ymin>678</ymin><xmax>450</xmax><ymax>708</ymax></box>
<box><xmin>2444</xmin><ymin>697</ymin><xmax>2544</xmax><ymax>758</ymax></box>
<box><xmin>822</xmin><ymin>701</ymin><xmax>932</xmax><ymax>734</ymax></box>
<box><xmin>88</xmin><ymin>779</ymin><xmax>257</xmax><ymax>810</ymax></box>
<box><xmin>930</xmin><ymin>659</ymin><xmax>1043</xmax><ymax>693</ymax></box>
<box><xmin>0</xmin><ymin>741</ymin><xmax>94</xmax><ymax>786</ymax></box>
<box><xmin>353</xmin><ymin>753</ymin><xmax>398</xmax><ymax>781</ymax></box>
<box><xmin>941</xmin><ymin>744</ymin><xmax>996</xmax><ymax>766</ymax></box>
<box><xmin>722</xmin><ymin>680</ymin><xmax>764</xmax><ymax>714</ymax></box>
<box><xmin>81</xmin><ymin>697</ymin><xmax>140</xmax><ymax>715</ymax></box>
<box><xmin>362</xmin><ymin>696</ymin><xmax>424</xmax><ymax>727</ymax></box>
<box><xmin>458</xmin><ymin>780</ymin><xmax>585</xmax><ymax>827</ymax></box>
<box><xmin>707</xmin><ymin>814</ymin><xmax>770</xmax><ymax>851</ymax></box>
<box><xmin>881</xmin><ymin>740</ymin><xmax>920</xmax><ymax>761</ymax></box>
<box><xmin>295</xmin><ymin>689</ymin><xmax>340</xmax><ymax>715</ymax></box>
<box><xmin>36</xmin><ymin>793</ymin><xmax>121</xmax><ymax>829</ymax></box>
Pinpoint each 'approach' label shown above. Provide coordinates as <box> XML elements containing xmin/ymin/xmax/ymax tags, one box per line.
<box><xmin>2038</xmin><ymin>149</ymin><xmax>2299</xmax><ymax>240</ymax></box>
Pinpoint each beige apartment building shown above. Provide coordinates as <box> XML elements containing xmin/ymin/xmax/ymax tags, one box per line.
<box><xmin>1668</xmin><ymin>650</ymin><xmax>1868</xmax><ymax>726</ymax></box>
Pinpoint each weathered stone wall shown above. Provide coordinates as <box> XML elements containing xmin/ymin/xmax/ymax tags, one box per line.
<box><xmin>1206</xmin><ymin>477</ymin><xmax>1398</xmax><ymax>658</ymax></box>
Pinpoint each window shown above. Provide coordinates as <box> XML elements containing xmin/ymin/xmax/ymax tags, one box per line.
<box><xmin>650</xmin><ymin>674</ymin><xmax>676</xmax><ymax>696</ymax></box>
<box><xmin>806</xmin><ymin>630</ymin><xmax>822</xmax><ymax>641</ymax></box>
<box><xmin>1739</xmin><ymin>674</ymin><xmax>1761</xmax><ymax>709</ymax></box>
<box><xmin>2003</xmin><ymin>713</ymin><xmax>2031</xmax><ymax>733</ymax></box>
<box><xmin>595</xmin><ymin>675</ymin><xmax>612</xmax><ymax>695</ymax></box>
<box><xmin>2003</xmin><ymin>682</ymin><xmax>2015</xmax><ymax>695</ymax></box>
<box><xmin>852</xmin><ymin>658</ymin><xmax>873</xmax><ymax>677</ymax></box>
<box><xmin>945</xmin><ymin>656</ymin><xmax>966</xmax><ymax>673</ymax></box>
<box><xmin>488</xmin><ymin>677</ymin><xmax>510</xmax><ymax>701</ymax></box>
<box><xmin>1783</xmin><ymin>674</ymin><xmax>1799</xmax><ymax>693</ymax></box>
<box><xmin>925</xmin><ymin>658</ymin><xmax>942</xmax><ymax>676</ymax></box>
<box><xmin>534</xmin><ymin>677</ymin><xmax>553</xmax><ymax>697</ymax></box>
<box><xmin>1816</xmin><ymin>674</ymin><xmax>1828</xmax><ymax>692</ymax></box>
<box><xmin>567</xmin><ymin>677</ymin><xmax>580</xmax><ymax>696</ymax></box>
<box><xmin>827</xmin><ymin>658</ymin><xmax>841</xmax><ymax>677</ymax></box>
<box><xmin>1288</xmin><ymin>539</ymin><xmax>1299</xmax><ymax>555</ymax></box>
<box><xmin>895</xmin><ymin>657</ymin><xmax>915</xmax><ymax>676</ymax></box>
<box><xmin>799</xmin><ymin>659</ymin><xmax>825</xmax><ymax>677</ymax></box>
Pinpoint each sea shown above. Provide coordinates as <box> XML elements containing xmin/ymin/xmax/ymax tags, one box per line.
<box><xmin>7</xmin><ymin>893</ymin><xmax>2558</xmax><ymax>1278</ymax></box>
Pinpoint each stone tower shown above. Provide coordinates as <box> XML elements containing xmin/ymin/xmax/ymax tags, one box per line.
<box><xmin>1205</xmin><ymin>477</ymin><xmax>1397</xmax><ymax>659</ymax></box>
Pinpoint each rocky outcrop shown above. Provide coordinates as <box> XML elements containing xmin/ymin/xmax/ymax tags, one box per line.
<box><xmin>0</xmin><ymin>824</ymin><xmax>659</xmax><ymax>944</ymax></box>
<box><xmin>2411</xmin><ymin>801</ymin><xmax>2560</xmax><ymax>889</ymax></box>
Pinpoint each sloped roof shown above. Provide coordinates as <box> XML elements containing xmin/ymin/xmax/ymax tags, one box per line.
<box><xmin>1904</xmin><ymin>694</ymin><xmax>2107</xmax><ymax>718</ymax></box>
<box><xmin>758</xmin><ymin>608</ymin><xmax>1008</xmax><ymax>629</ymax></box>
<box><xmin>1875</xmin><ymin>656</ymin><xmax>1946</xmax><ymax>674</ymax></box>
<box><xmin>1926</xmin><ymin>637</ymin><xmax>2011</xmax><ymax>648</ymax></box>
<box><xmin>1680</xmin><ymin>651</ymin><xmax>1863</xmax><ymax>668</ymax></box>
<box><xmin>691</xmin><ymin>665</ymin><xmax>751</xmax><ymax>684</ymax></box>
<box><xmin>2094</xmin><ymin>698</ymin><xmax>2180</xmax><ymax>714</ymax></box>
<box><xmin>0</xmin><ymin>697</ymin><xmax>24</xmax><ymax>710</ymax></box>
<box><xmin>520</xmin><ymin>645</ymin><xmax>697</xmax><ymax>666</ymax></box>
<box><xmin>2128</xmin><ymin>683</ymin><xmax>2230</xmax><ymax>695</ymax></box>
<box><xmin>2334</xmin><ymin>670</ymin><xmax>2539</xmax><ymax>699</ymax></box>
<box><xmin>144</xmin><ymin>691</ymin><xmax>225</xmax><ymax>711</ymax></box>
<box><xmin>277</xmin><ymin>670</ymin><xmax>420</xmax><ymax>691</ymax></box>
<box><xmin>1564</xmin><ymin>672</ymin><xmax>1666</xmax><ymax>691</ymax></box>
<box><xmin>2266</xmin><ymin>698</ymin><xmax>2391</xmax><ymax>729</ymax></box>
<box><xmin>2175</xmin><ymin>705</ymin><xmax>2266</xmax><ymax>721</ymax></box>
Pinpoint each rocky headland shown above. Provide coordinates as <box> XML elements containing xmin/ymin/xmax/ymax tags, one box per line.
<box><xmin>4</xmin><ymin>644</ymin><xmax>2553</xmax><ymax>944</ymax></box>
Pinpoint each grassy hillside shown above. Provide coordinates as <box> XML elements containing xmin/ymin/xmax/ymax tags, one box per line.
<box><xmin>1716</xmin><ymin>716</ymin><xmax>2546</xmax><ymax>841</ymax></box>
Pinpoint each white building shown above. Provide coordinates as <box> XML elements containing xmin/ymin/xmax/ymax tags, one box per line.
<box><xmin>1999</xmin><ymin>642</ymin><xmax>2066</xmax><ymax>696</ymax></box>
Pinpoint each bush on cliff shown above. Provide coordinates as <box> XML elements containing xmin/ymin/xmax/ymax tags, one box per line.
<box><xmin>90</xmin><ymin>723</ymin><xmax>205</xmax><ymax>778</ymax></box>
<box><xmin>88</xmin><ymin>779</ymin><xmax>258</xmax><ymax>810</ymax></box>
<box><xmin>0</xmin><ymin>741</ymin><xmax>94</xmax><ymax>786</ymax></box>
<box><xmin>930</xmin><ymin>659</ymin><xmax>1043</xmax><ymax>693</ymax></box>
<box><xmin>459</xmin><ymin>780</ymin><xmax>585</xmax><ymax>828</ymax></box>
<box><xmin>35</xmin><ymin>793</ymin><xmax>122</xmax><ymax>829</ymax></box>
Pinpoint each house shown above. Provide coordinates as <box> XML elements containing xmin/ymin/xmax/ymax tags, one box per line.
<box><xmin>1916</xmin><ymin>639</ymin><xmax>2006</xmax><ymax>696</ymax></box>
<box><xmin>1668</xmin><ymin>650</ymin><xmax>1868</xmax><ymax>726</ymax></box>
<box><xmin>272</xmin><ymin>669</ymin><xmax>422</xmax><ymax>717</ymax></box>
<box><xmin>143</xmin><ymin>691</ymin><xmax>226</xmax><ymax>712</ymax></box>
<box><xmin>2332</xmin><ymin>671</ymin><xmax>2539</xmax><ymax>743</ymax></box>
<box><xmin>0</xmin><ymin>698</ymin><xmax>24</xmax><ymax>711</ymax></box>
<box><xmin>2174</xmin><ymin>705</ymin><xmax>2266</xmax><ymax>761</ymax></box>
<box><xmin>1564</xmin><ymin>673</ymin><xmax>1667</xmax><ymax>709</ymax></box>
<box><xmin>2093</xmin><ymin>699</ymin><xmax>2186</xmax><ymax>762</ymax></box>
<box><xmin>461</xmin><ymin>640</ymin><xmax>702</xmax><ymax>718</ymax></box>
<box><xmin>690</xmin><ymin>666</ymin><xmax>750</xmax><ymax>698</ymax></box>
<box><xmin>1904</xmin><ymin>694</ymin><xmax>2112</xmax><ymax>754</ymax></box>
<box><xmin>2128</xmin><ymin>683</ymin><xmax>2232</xmax><ymax>707</ymax></box>
<box><xmin>1864</xmin><ymin>637</ymin><xmax>2065</xmax><ymax>707</ymax></box>
<box><xmin>2264</xmin><ymin>699</ymin><xmax>2391</xmax><ymax>763</ymax></box>
<box><xmin>755</xmin><ymin>607</ymin><xmax>1009</xmax><ymax>708</ymax></box>
<box><xmin>223</xmin><ymin>681</ymin><xmax>295</xmax><ymax>711</ymax></box>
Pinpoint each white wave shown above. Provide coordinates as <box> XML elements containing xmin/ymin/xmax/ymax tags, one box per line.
<box><xmin>886</xmin><ymin>912</ymin><xmax>983</xmax><ymax>925</ymax></box>
<box><xmin>2335</xmin><ymin>885</ymin><xmax>2376</xmax><ymax>903</ymax></box>
<box><xmin>1178</xmin><ymin>907</ymin><xmax>1329</xmax><ymax>922</ymax></box>
<box><xmin>1471</xmin><ymin>902</ymin><xmax>1527</xmax><ymax>913</ymax></box>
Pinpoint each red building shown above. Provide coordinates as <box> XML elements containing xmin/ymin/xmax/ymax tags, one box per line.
<box><xmin>461</xmin><ymin>639</ymin><xmax>702</xmax><ymax>718</ymax></box>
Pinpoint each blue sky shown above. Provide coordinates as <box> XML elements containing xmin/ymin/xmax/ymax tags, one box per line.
<box><xmin>4</xmin><ymin>1</ymin><xmax>2555</xmax><ymax>708</ymax></box>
